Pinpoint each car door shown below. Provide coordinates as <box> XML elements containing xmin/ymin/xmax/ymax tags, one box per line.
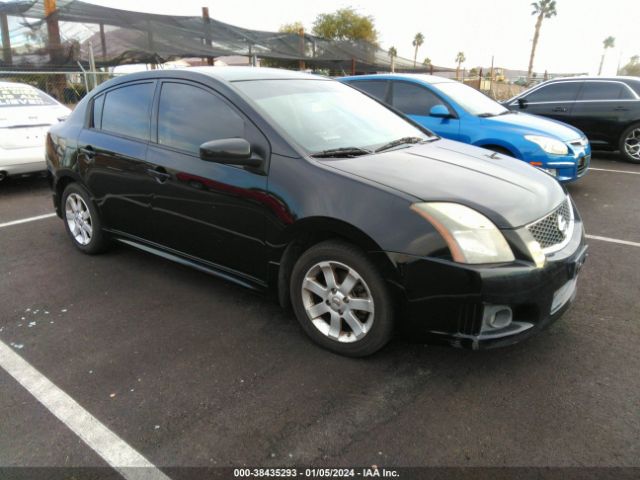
<box><xmin>570</xmin><ymin>80</ymin><xmax>639</xmax><ymax>148</ymax></box>
<box><xmin>389</xmin><ymin>80</ymin><xmax>461</xmax><ymax>140</ymax></box>
<box><xmin>77</xmin><ymin>81</ymin><xmax>157</xmax><ymax>240</ymax></box>
<box><xmin>512</xmin><ymin>81</ymin><xmax>582</xmax><ymax>124</ymax></box>
<box><xmin>145</xmin><ymin>81</ymin><xmax>269</xmax><ymax>281</ymax></box>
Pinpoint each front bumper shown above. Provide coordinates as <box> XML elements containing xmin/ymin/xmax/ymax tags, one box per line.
<box><xmin>536</xmin><ymin>141</ymin><xmax>591</xmax><ymax>183</ymax></box>
<box><xmin>390</xmin><ymin>222</ymin><xmax>588</xmax><ymax>349</ymax></box>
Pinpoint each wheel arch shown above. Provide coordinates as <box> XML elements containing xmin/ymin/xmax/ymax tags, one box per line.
<box><xmin>274</xmin><ymin>217</ymin><xmax>400</xmax><ymax>310</ymax></box>
<box><xmin>53</xmin><ymin>170</ymin><xmax>83</xmax><ymax>217</ymax></box>
<box><xmin>476</xmin><ymin>142</ymin><xmax>521</xmax><ymax>159</ymax></box>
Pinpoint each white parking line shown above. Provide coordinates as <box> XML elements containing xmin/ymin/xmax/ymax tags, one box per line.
<box><xmin>586</xmin><ymin>234</ymin><xmax>640</xmax><ymax>248</ymax></box>
<box><xmin>0</xmin><ymin>212</ymin><xmax>57</xmax><ymax>229</ymax></box>
<box><xmin>590</xmin><ymin>167</ymin><xmax>640</xmax><ymax>175</ymax></box>
<box><xmin>0</xmin><ymin>340</ymin><xmax>171</xmax><ymax>480</ymax></box>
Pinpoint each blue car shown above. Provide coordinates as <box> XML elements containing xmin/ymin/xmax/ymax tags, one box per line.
<box><xmin>340</xmin><ymin>74</ymin><xmax>590</xmax><ymax>182</ymax></box>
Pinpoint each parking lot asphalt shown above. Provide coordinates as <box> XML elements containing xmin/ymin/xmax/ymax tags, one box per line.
<box><xmin>1</xmin><ymin>156</ymin><xmax>639</xmax><ymax>476</ymax></box>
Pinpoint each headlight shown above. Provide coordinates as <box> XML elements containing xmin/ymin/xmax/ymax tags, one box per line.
<box><xmin>411</xmin><ymin>202</ymin><xmax>515</xmax><ymax>264</ymax></box>
<box><xmin>525</xmin><ymin>135</ymin><xmax>568</xmax><ymax>155</ymax></box>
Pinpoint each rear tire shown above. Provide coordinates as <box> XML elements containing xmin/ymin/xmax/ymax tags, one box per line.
<box><xmin>289</xmin><ymin>240</ymin><xmax>394</xmax><ymax>357</ymax></box>
<box><xmin>619</xmin><ymin>123</ymin><xmax>640</xmax><ymax>164</ymax></box>
<box><xmin>61</xmin><ymin>183</ymin><xmax>110</xmax><ymax>254</ymax></box>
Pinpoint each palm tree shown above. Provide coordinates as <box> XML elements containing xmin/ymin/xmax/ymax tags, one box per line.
<box><xmin>527</xmin><ymin>0</ymin><xmax>557</xmax><ymax>84</ymax></box>
<box><xmin>412</xmin><ymin>33</ymin><xmax>424</xmax><ymax>68</ymax></box>
<box><xmin>388</xmin><ymin>46</ymin><xmax>397</xmax><ymax>73</ymax></box>
<box><xmin>598</xmin><ymin>36</ymin><xmax>615</xmax><ymax>75</ymax></box>
<box><xmin>455</xmin><ymin>51</ymin><xmax>466</xmax><ymax>80</ymax></box>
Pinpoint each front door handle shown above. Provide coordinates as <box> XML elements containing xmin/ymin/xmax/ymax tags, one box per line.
<box><xmin>613</xmin><ymin>106</ymin><xmax>629</xmax><ymax>111</ymax></box>
<box><xmin>147</xmin><ymin>167</ymin><xmax>171</xmax><ymax>183</ymax></box>
<box><xmin>79</xmin><ymin>146</ymin><xmax>95</xmax><ymax>162</ymax></box>
<box><xmin>552</xmin><ymin>106</ymin><xmax>567</xmax><ymax>112</ymax></box>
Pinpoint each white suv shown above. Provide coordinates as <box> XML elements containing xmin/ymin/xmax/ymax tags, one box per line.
<box><xmin>0</xmin><ymin>81</ymin><xmax>71</xmax><ymax>180</ymax></box>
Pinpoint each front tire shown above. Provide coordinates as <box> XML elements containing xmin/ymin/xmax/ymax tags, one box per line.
<box><xmin>61</xmin><ymin>183</ymin><xmax>110</xmax><ymax>254</ymax></box>
<box><xmin>289</xmin><ymin>240</ymin><xmax>394</xmax><ymax>357</ymax></box>
<box><xmin>619</xmin><ymin>123</ymin><xmax>640</xmax><ymax>164</ymax></box>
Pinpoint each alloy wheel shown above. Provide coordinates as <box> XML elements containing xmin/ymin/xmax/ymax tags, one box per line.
<box><xmin>301</xmin><ymin>260</ymin><xmax>374</xmax><ymax>343</ymax></box>
<box><xmin>624</xmin><ymin>128</ymin><xmax>640</xmax><ymax>161</ymax></box>
<box><xmin>65</xmin><ymin>193</ymin><xmax>93</xmax><ymax>246</ymax></box>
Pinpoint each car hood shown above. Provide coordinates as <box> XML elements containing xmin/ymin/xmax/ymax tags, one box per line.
<box><xmin>486</xmin><ymin>112</ymin><xmax>583</xmax><ymax>142</ymax></box>
<box><xmin>323</xmin><ymin>138</ymin><xmax>567</xmax><ymax>228</ymax></box>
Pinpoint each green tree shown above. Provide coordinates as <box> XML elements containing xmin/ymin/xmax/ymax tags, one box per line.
<box><xmin>598</xmin><ymin>36</ymin><xmax>615</xmax><ymax>75</ymax></box>
<box><xmin>455</xmin><ymin>51</ymin><xmax>466</xmax><ymax>80</ymax></box>
<box><xmin>620</xmin><ymin>55</ymin><xmax>640</xmax><ymax>76</ymax></box>
<box><xmin>423</xmin><ymin>57</ymin><xmax>431</xmax><ymax>66</ymax></box>
<box><xmin>279</xmin><ymin>21</ymin><xmax>305</xmax><ymax>34</ymax></box>
<box><xmin>388</xmin><ymin>46</ymin><xmax>397</xmax><ymax>72</ymax></box>
<box><xmin>527</xmin><ymin>0</ymin><xmax>557</xmax><ymax>84</ymax></box>
<box><xmin>412</xmin><ymin>32</ymin><xmax>424</xmax><ymax>68</ymax></box>
<box><xmin>312</xmin><ymin>7</ymin><xmax>378</xmax><ymax>44</ymax></box>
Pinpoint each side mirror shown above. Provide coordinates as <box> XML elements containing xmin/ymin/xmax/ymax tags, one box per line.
<box><xmin>429</xmin><ymin>104</ymin><xmax>451</xmax><ymax>118</ymax></box>
<box><xmin>199</xmin><ymin>138</ymin><xmax>262</xmax><ymax>167</ymax></box>
<box><xmin>517</xmin><ymin>98</ymin><xmax>528</xmax><ymax>109</ymax></box>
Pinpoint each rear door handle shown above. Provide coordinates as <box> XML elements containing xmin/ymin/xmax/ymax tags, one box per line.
<box><xmin>552</xmin><ymin>107</ymin><xmax>567</xmax><ymax>112</ymax></box>
<box><xmin>147</xmin><ymin>167</ymin><xmax>171</xmax><ymax>183</ymax></box>
<box><xmin>613</xmin><ymin>106</ymin><xmax>629</xmax><ymax>111</ymax></box>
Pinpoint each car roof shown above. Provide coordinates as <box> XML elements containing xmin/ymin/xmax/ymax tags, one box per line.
<box><xmin>543</xmin><ymin>76</ymin><xmax>640</xmax><ymax>84</ymax></box>
<box><xmin>106</xmin><ymin>66</ymin><xmax>327</xmax><ymax>85</ymax></box>
<box><xmin>342</xmin><ymin>73</ymin><xmax>457</xmax><ymax>84</ymax></box>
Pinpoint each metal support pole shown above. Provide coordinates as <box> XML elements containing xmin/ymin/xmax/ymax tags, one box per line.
<box><xmin>202</xmin><ymin>7</ymin><xmax>213</xmax><ymax>66</ymax></box>
<box><xmin>298</xmin><ymin>27</ymin><xmax>305</xmax><ymax>70</ymax></box>
<box><xmin>99</xmin><ymin>23</ymin><xmax>107</xmax><ymax>61</ymax></box>
<box><xmin>351</xmin><ymin>57</ymin><xmax>356</xmax><ymax>75</ymax></box>
<box><xmin>44</xmin><ymin>0</ymin><xmax>62</xmax><ymax>65</ymax></box>
<box><xmin>1</xmin><ymin>13</ymin><xmax>12</xmax><ymax>65</ymax></box>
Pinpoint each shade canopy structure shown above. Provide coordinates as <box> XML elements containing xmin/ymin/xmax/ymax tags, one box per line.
<box><xmin>0</xmin><ymin>0</ymin><xmax>453</xmax><ymax>74</ymax></box>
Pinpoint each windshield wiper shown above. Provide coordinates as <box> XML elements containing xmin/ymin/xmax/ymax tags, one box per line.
<box><xmin>477</xmin><ymin>112</ymin><xmax>497</xmax><ymax>117</ymax></box>
<box><xmin>311</xmin><ymin>146</ymin><xmax>373</xmax><ymax>158</ymax></box>
<box><xmin>374</xmin><ymin>136</ymin><xmax>427</xmax><ymax>153</ymax></box>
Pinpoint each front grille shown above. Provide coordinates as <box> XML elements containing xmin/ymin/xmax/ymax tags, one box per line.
<box><xmin>577</xmin><ymin>155</ymin><xmax>590</xmax><ymax>176</ymax></box>
<box><xmin>526</xmin><ymin>198</ymin><xmax>573</xmax><ymax>252</ymax></box>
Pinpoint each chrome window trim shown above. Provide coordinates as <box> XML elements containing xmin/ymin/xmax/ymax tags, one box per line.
<box><xmin>510</xmin><ymin>79</ymin><xmax>639</xmax><ymax>105</ymax></box>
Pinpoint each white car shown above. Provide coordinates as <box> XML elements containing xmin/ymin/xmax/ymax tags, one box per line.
<box><xmin>0</xmin><ymin>81</ymin><xmax>71</xmax><ymax>180</ymax></box>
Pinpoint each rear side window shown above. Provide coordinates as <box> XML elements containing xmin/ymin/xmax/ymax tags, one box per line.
<box><xmin>157</xmin><ymin>82</ymin><xmax>245</xmax><ymax>155</ymax></box>
<box><xmin>392</xmin><ymin>82</ymin><xmax>442</xmax><ymax>115</ymax></box>
<box><xmin>0</xmin><ymin>83</ymin><xmax>57</xmax><ymax>107</ymax></box>
<box><xmin>350</xmin><ymin>80</ymin><xmax>388</xmax><ymax>102</ymax></box>
<box><xmin>524</xmin><ymin>82</ymin><xmax>582</xmax><ymax>102</ymax></box>
<box><xmin>101</xmin><ymin>83</ymin><xmax>154</xmax><ymax>141</ymax></box>
<box><xmin>578</xmin><ymin>81</ymin><xmax>634</xmax><ymax>100</ymax></box>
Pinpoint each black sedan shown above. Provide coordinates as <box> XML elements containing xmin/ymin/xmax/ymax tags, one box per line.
<box><xmin>506</xmin><ymin>76</ymin><xmax>640</xmax><ymax>163</ymax></box>
<box><xmin>46</xmin><ymin>68</ymin><xmax>587</xmax><ymax>356</ymax></box>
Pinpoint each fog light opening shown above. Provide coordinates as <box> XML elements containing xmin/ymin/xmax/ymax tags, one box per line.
<box><xmin>482</xmin><ymin>305</ymin><xmax>513</xmax><ymax>331</ymax></box>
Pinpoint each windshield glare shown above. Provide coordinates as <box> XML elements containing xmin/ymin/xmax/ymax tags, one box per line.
<box><xmin>433</xmin><ymin>82</ymin><xmax>508</xmax><ymax>116</ymax></box>
<box><xmin>235</xmin><ymin>79</ymin><xmax>431</xmax><ymax>153</ymax></box>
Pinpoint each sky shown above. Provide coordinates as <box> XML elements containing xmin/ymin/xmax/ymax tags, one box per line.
<box><xmin>85</xmin><ymin>0</ymin><xmax>640</xmax><ymax>75</ymax></box>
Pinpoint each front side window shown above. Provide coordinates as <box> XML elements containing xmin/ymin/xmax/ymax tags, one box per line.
<box><xmin>350</xmin><ymin>80</ymin><xmax>388</xmax><ymax>102</ymax></box>
<box><xmin>578</xmin><ymin>82</ymin><xmax>634</xmax><ymax>100</ymax></box>
<box><xmin>157</xmin><ymin>82</ymin><xmax>245</xmax><ymax>155</ymax></box>
<box><xmin>101</xmin><ymin>83</ymin><xmax>154</xmax><ymax>141</ymax></box>
<box><xmin>392</xmin><ymin>82</ymin><xmax>443</xmax><ymax>116</ymax></box>
<box><xmin>234</xmin><ymin>79</ymin><xmax>432</xmax><ymax>154</ymax></box>
<box><xmin>524</xmin><ymin>82</ymin><xmax>582</xmax><ymax>103</ymax></box>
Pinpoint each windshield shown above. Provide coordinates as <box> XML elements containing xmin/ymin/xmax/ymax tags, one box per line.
<box><xmin>234</xmin><ymin>79</ymin><xmax>432</xmax><ymax>154</ymax></box>
<box><xmin>0</xmin><ymin>84</ymin><xmax>58</xmax><ymax>108</ymax></box>
<box><xmin>433</xmin><ymin>82</ymin><xmax>508</xmax><ymax>117</ymax></box>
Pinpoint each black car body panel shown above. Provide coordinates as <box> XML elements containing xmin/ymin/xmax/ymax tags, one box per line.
<box><xmin>506</xmin><ymin>77</ymin><xmax>640</xmax><ymax>150</ymax></box>
<box><xmin>47</xmin><ymin>67</ymin><xmax>587</xmax><ymax>349</ymax></box>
